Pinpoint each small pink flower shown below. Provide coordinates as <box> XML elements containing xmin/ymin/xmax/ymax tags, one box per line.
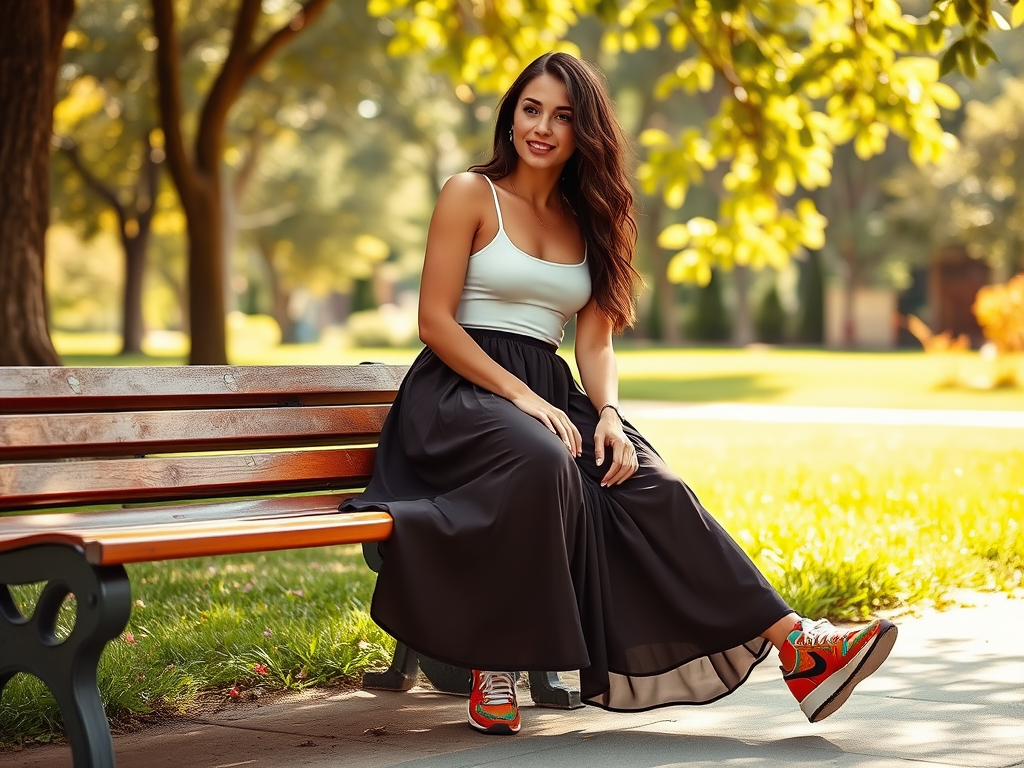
<box><xmin>124</xmin><ymin>631</ymin><xmax>136</xmax><ymax>645</ymax></box>
<box><xmin>263</xmin><ymin>630</ymin><xmax>273</xmax><ymax>638</ymax></box>
<box><xmin>253</xmin><ymin>663</ymin><xmax>269</xmax><ymax>675</ymax></box>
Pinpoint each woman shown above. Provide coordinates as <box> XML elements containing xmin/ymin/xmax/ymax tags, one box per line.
<box><xmin>342</xmin><ymin>52</ymin><xmax>896</xmax><ymax>736</ymax></box>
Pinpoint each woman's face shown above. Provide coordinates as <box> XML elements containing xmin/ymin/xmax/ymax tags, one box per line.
<box><xmin>511</xmin><ymin>73</ymin><xmax>576</xmax><ymax>171</ymax></box>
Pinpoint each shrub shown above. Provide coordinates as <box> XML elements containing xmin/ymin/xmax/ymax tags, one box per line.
<box><xmin>755</xmin><ymin>282</ymin><xmax>787</xmax><ymax>344</ymax></box>
<box><xmin>685</xmin><ymin>270</ymin><xmax>731</xmax><ymax>341</ymax></box>
<box><xmin>973</xmin><ymin>274</ymin><xmax>1024</xmax><ymax>352</ymax></box>
<box><xmin>797</xmin><ymin>250</ymin><xmax>824</xmax><ymax>344</ymax></box>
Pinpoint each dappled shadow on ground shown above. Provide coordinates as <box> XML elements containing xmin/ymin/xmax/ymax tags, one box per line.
<box><xmin>619</xmin><ymin>374</ymin><xmax>786</xmax><ymax>403</ymax></box>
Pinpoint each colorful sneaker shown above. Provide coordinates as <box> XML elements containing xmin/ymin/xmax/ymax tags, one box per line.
<box><xmin>468</xmin><ymin>670</ymin><xmax>521</xmax><ymax>735</ymax></box>
<box><xmin>780</xmin><ymin>617</ymin><xmax>897</xmax><ymax>722</ymax></box>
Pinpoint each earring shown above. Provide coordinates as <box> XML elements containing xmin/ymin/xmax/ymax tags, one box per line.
<box><xmin>508</xmin><ymin>125</ymin><xmax>514</xmax><ymax>142</ymax></box>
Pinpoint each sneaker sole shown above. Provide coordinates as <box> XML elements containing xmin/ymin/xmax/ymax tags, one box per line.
<box><xmin>803</xmin><ymin>620</ymin><xmax>898</xmax><ymax>723</ymax></box>
<box><xmin>468</xmin><ymin>718</ymin><xmax>521</xmax><ymax>735</ymax></box>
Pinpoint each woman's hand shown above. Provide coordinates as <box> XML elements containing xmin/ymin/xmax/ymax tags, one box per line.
<box><xmin>511</xmin><ymin>394</ymin><xmax>582</xmax><ymax>457</ymax></box>
<box><xmin>594</xmin><ymin>408</ymin><xmax>638</xmax><ymax>487</ymax></box>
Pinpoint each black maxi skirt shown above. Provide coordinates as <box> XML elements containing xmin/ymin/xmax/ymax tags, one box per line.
<box><xmin>341</xmin><ymin>328</ymin><xmax>793</xmax><ymax>711</ymax></box>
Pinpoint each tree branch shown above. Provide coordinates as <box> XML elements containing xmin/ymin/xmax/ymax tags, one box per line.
<box><xmin>138</xmin><ymin>130</ymin><xmax>162</xmax><ymax>230</ymax></box>
<box><xmin>151</xmin><ymin>0</ymin><xmax>193</xmax><ymax>198</ymax></box>
<box><xmin>194</xmin><ymin>0</ymin><xmax>262</xmax><ymax>174</ymax></box>
<box><xmin>245</xmin><ymin>0</ymin><xmax>331</xmax><ymax>79</ymax></box>
<box><xmin>232</xmin><ymin>127</ymin><xmax>263</xmax><ymax>206</ymax></box>
<box><xmin>55</xmin><ymin>135</ymin><xmax>127</xmax><ymax>225</ymax></box>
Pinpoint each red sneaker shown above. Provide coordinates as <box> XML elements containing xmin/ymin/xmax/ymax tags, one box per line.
<box><xmin>468</xmin><ymin>670</ymin><xmax>521</xmax><ymax>735</ymax></box>
<box><xmin>780</xmin><ymin>617</ymin><xmax>897</xmax><ymax>722</ymax></box>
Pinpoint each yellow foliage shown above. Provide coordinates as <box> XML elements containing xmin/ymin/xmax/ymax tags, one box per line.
<box><xmin>903</xmin><ymin>314</ymin><xmax>971</xmax><ymax>352</ymax></box>
<box><xmin>354</xmin><ymin>234</ymin><xmax>390</xmax><ymax>261</ymax></box>
<box><xmin>53</xmin><ymin>77</ymin><xmax>106</xmax><ymax>133</ymax></box>
<box><xmin>973</xmin><ymin>275</ymin><xmax>1024</xmax><ymax>352</ymax></box>
<box><xmin>1013</xmin><ymin>0</ymin><xmax>1024</xmax><ymax>28</ymax></box>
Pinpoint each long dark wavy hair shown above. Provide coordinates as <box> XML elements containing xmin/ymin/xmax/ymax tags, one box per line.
<box><xmin>469</xmin><ymin>52</ymin><xmax>640</xmax><ymax>333</ymax></box>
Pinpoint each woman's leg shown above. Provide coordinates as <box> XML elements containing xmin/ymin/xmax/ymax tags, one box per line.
<box><xmin>762</xmin><ymin>612</ymin><xmax>800</xmax><ymax>649</ymax></box>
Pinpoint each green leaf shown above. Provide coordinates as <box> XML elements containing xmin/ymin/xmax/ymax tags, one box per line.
<box><xmin>974</xmin><ymin>39</ymin><xmax>999</xmax><ymax>65</ymax></box>
<box><xmin>939</xmin><ymin>43</ymin><xmax>960</xmax><ymax>77</ymax></box>
<box><xmin>958</xmin><ymin>38</ymin><xmax>978</xmax><ymax>78</ymax></box>
<box><xmin>954</xmin><ymin>0</ymin><xmax>973</xmax><ymax>25</ymax></box>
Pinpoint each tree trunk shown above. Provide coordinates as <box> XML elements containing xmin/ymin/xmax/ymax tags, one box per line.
<box><xmin>644</xmin><ymin>203</ymin><xmax>681</xmax><ymax>344</ymax></box>
<box><xmin>256</xmin><ymin>235</ymin><xmax>296</xmax><ymax>343</ymax></box>
<box><xmin>152</xmin><ymin>0</ymin><xmax>329</xmax><ymax>364</ymax></box>
<box><xmin>841</xmin><ymin>235</ymin><xmax>857</xmax><ymax>348</ymax></box>
<box><xmin>731</xmin><ymin>265</ymin><xmax>754</xmax><ymax>346</ymax></box>
<box><xmin>183</xmin><ymin>181</ymin><xmax>227</xmax><ymax>364</ymax></box>
<box><xmin>120</xmin><ymin>233</ymin><xmax>148</xmax><ymax>354</ymax></box>
<box><xmin>0</xmin><ymin>1</ymin><xmax>73</xmax><ymax>365</ymax></box>
<box><xmin>798</xmin><ymin>249</ymin><xmax>825</xmax><ymax>344</ymax></box>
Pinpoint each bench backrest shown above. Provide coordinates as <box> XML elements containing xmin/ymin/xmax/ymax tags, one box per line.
<box><xmin>0</xmin><ymin>364</ymin><xmax>406</xmax><ymax>513</ymax></box>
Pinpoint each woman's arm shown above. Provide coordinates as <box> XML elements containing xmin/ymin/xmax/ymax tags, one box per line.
<box><xmin>575</xmin><ymin>299</ymin><xmax>637</xmax><ymax>485</ymax></box>
<box><xmin>418</xmin><ymin>173</ymin><xmax>581</xmax><ymax>455</ymax></box>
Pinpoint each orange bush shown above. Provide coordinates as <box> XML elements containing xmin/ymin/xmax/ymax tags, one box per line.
<box><xmin>973</xmin><ymin>274</ymin><xmax>1024</xmax><ymax>352</ymax></box>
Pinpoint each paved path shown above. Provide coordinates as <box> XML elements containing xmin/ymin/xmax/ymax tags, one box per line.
<box><xmin>13</xmin><ymin>593</ymin><xmax>1024</xmax><ymax>768</ymax></box>
<box><xmin>623</xmin><ymin>401</ymin><xmax>1024</xmax><ymax>428</ymax></box>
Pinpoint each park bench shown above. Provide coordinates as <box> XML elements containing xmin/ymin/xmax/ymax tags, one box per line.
<box><xmin>0</xmin><ymin>364</ymin><xmax>580</xmax><ymax>768</ymax></box>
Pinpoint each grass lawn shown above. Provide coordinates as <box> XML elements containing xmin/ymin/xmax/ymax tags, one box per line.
<box><xmin>2</xmin><ymin>334</ymin><xmax>1019</xmax><ymax>747</ymax></box>
<box><xmin>613</xmin><ymin>347</ymin><xmax>1024</xmax><ymax>410</ymax></box>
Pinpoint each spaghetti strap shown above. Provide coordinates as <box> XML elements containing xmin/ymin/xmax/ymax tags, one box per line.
<box><xmin>478</xmin><ymin>174</ymin><xmax>504</xmax><ymax>231</ymax></box>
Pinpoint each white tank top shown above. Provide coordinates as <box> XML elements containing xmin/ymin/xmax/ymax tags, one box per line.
<box><xmin>456</xmin><ymin>175</ymin><xmax>592</xmax><ymax>348</ymax></box>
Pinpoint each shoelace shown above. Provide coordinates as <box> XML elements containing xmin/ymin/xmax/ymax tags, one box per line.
<box><xmin>795</xmin><ymin>618</ymin><xmax>847</xmax><ymax>646</ymax></box>
<box><xmin>477</xmin><ymin>671</ymin><xmax>516</xmax><ymax>706</ymax></box>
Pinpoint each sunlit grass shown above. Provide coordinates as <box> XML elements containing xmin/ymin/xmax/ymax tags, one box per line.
<box><xmin>613</xmin><ymin>347</ymin><xmax>1024</xmax><ymax>410</ymax></box>
<box><xmin>639</xmin><ymin>420</ymin><xmax>1024</xmax><ymax>620</ymax></box>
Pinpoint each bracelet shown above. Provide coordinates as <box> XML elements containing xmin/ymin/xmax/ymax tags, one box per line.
<box><xmin>599</xmin><ymin>403</ymin><xmax>623</xmax><ymax>422</ymax></box>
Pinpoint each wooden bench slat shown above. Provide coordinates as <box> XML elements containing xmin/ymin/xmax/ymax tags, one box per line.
<box><xmin>0</xmin><ymin>492</ymin><xmax>356</xmax><ymax>536</ymax></box>
<box><xmin>0</xmin><ymin>365</ymin><xmax>407</xmax><ymax>413</ymax></box>
<box><xmin>0</xmin><ymin>448</ymin><xmax>374</xmax><ymax>511</ymax></box>
<box><xmin>1</xmin><ymin>510</ymin><xmax>393</xmax><ymax>565</ymax></box>
<box><xmin>0</xmin><ymin>404</ymin><xmax>390</xmax><ymax>460</ymax></box>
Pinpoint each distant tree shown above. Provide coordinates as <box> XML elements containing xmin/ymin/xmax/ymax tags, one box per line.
<box><xmin>52</xmin><ymin>1</ymin><xmax>165</xmax><ymax>354</ymax></box>
<box><xmin>150</xmin><ymin>0</ymin><xmax>329</xmax><ymax>364</ymax></box>
<box><xmin>886</xmin><ymin>77</ymin><xmax>1024</xmax><ymax>284</ymax></box>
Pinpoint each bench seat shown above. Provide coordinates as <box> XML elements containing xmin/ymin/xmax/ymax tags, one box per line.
<box><xmin>0</xmin><ymin>495</ymin><xmax>392</xmax><ymax>565</ymax></box>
